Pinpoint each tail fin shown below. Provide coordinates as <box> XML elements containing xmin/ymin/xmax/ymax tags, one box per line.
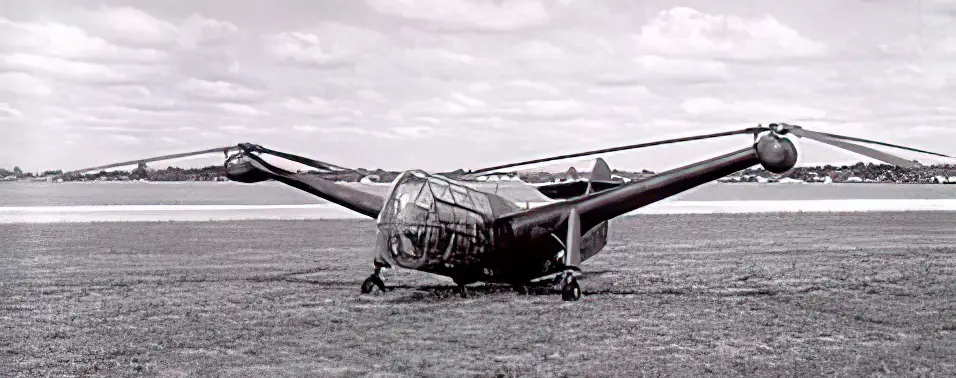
<box><xmin>589</xmin><ymin>158</ymin><xmax>612</xmax><ymax>182</ymax></box>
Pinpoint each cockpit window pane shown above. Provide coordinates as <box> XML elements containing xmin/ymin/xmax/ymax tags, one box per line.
<box><xmin>429</xmin><ymin>180</ymin><xmax>455</xmax><ymax>203</ymax></box>
<box><xmin>450</xmin><ymin>185</ymin><xmax>470</xmax><ymax>205</ymax></box>
<box><xmin>415</xmin><ymin>183</ymin><xmax>434</xmax><ymax>209</ymax></box>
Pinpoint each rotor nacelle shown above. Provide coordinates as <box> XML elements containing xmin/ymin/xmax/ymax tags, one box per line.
<box><xmin>754</xmin><ymin>132</ymin><xmax>799</xmax><ymax>174</ymax></box>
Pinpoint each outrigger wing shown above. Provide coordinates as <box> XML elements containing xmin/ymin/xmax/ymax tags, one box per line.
<box><xmin>229</xmin><ymin>145</ymin><xmax>384</xmax><ymax>218</ymax></box>
<box><xmin>56</xmin><ymin>143</ymin><xmax>386</xmax><ymax>219</ymax></box>
<box><xmin>475</xmin><ymin>125</ymin><xmax>951</xmax><ymax>240</ymax></box>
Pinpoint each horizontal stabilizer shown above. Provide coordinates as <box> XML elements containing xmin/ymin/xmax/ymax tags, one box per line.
<box><xmin>535</xmin><ymin>180</ymin><xmax>622</xmax><ymax>200</ymax></box>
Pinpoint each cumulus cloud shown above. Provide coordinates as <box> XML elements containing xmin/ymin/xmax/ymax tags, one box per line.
<box><xmin>217</xmin><ymin>103</ymin><xmax>267</xmax><ymax>116</ymax></box>
<box><xmin>681</xmin><ymin>97</ymin><xmax>828</xmax><ymax>121</ymax></box>
<box><xmin>393</xmin><ymin>126</ymin><xmax>436</xmax><ymax>138</ymax></box>
<box><xmin>633</xmin><ymin>55</ymin><xmax>729</xmax><ymax>82</ymax></box>
<box><xmin>266</xmin><ymin>24</ymin><xmax>385</xmax><ymax>68</ymax></box>
<box><xmin>178</xmin><ymin>14</ymin><xmax>240</xmax><ymax>48</ymax></box>
<box><xmin>76</xmin><ymin>6</ymin><xmax>180</xmax><ymax>46</ymax></box>
<box><xmin>2</xmin><ymin>53</ymin><xmax>157</xmax><ymax>84</ymax></box>
<box><xmin>1</xmin><ymin>3</ymin><xmax>952</xmax><ymax>171</ymax></box>
<box><xmin>109</xmin><ymin>134</ymin><xmax>143</xmax><ymax>144</ymax></box>
<box><xmin>219</xmin><ymin>125</ymin><xmax>277</xmax><ymax>134</ymax></box>
<box><xmin>635</xmin><ymin>7</ymin><xmax>827</xmax><ymax>59</ymax></box>
<box><xmin>292</xmin><ymin>125</ymin><xmax>399</xmax><ymax>139</ymax></box>
<box><xmin>0</xmin><ymin>103</ymin><xmax>23</xmax><ymax>119</ymax></box>
<box><xmin>365</xmin><ymin>0</ymin><xmax>550</xmax><ymax>31</ymax></box>
<box><xmin>0</xmin><ymin>18</ymin><xmax>168</xmax><ymax>63</ymax></box>
<box><xmin>0</xmin><ymin>72</ymin><xmax>53</xmax><ymax>97</ymax></box>
<box><xmin>506</xmin><ymin>80</ymin><xmax>562</xmax><ymax>95</ymax></box>
<box><xmin>179</xmin><ymin>78</ymin><xmax>263</xmax><ymax>102</ymax></box>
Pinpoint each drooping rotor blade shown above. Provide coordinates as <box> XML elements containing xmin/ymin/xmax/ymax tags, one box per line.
<box><xmin>59</xmin><ymin>146</ymin><xmax>239</xmax><ymax>176</ymax></box>
<box><xmin>788</xmin><ymin>128</ymin><xmax>921</xmax><ymax>168</ymax></box>
<box><xmin>467</xmin><ymin>127</ymin><xmax>767</xmax><ymax>175</ymax></box>
<box><xmin>250</xmin><ymin>144</ymin><xmax>349</xmax><ymax>172</ymax></box>
<box><xmin>786</xmin><ymin>126</ymin><xmax>951</xmax><ymax>158</ymax></box>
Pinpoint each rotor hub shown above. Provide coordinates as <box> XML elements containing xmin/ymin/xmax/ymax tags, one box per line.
<box><xmin>755</xmin><ymin>133</ymin><xmax>798</xmax><ymax>174</ymax></box>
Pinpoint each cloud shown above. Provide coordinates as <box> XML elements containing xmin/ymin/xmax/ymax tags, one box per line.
<box><xmin>109</xmin><ymin>134</ymin><xmax>142</xmax><ymax>144</ymax></box>
<box><xmin>506</xmin><ymin>80</ymin><xmax>562</xmax><ymax>95</ymax></box>
<box><xmin>178</xmin><ymin>14</ymin><xmax>239</xmax><ymax>48</ymax></box>
<box><xmin>219</xmin><ymin>125</ymin><xmax>277</xmax><ymax>135</ymax></box>
<box><xmin>292</xmin><ymin>125</ymin><xmax>399</xmax><ymax>139</ymax></box>
<box><xmin>449</xmin><ymin>92</ymin><xmax>486</xmax><ymax>108</ymax></box>
<box><xmin>365</xmin><ymin>0</ymin><xmax>550</xmax><ymax>31</ymax></box>
<box><xmin>0</xmin><ymin>18</ymin><xmax>168</xmax><ymax>63</ymax></box>
<box><xmin>0</xmin><ymin>103</ymin><xmax>23</xmax><ymax>119</ymax></box>
<box><xmin>217</xmin><ymin>103</ymin><xmax>267</xmax><ymax>116</ymax></box>
<box><xmin>635</xmin><ymin>7</ymin><xmax>827</xmax><ymax>59</ymax></box>
<box><xmin>1</xmin><ymin>3</ymin><xmax>952</xmax><ymax>172</ymax></box>
<box><xmin>266</xmin><ymin>24</ymin><xmax>385</xmax><ymax>68</ymax></box>
<box><xmin>179</xmin><ymin>78</ymin><xmax>263</xmax><ymax>102</ymax></box>
<box><xmin>76</xmin><ymin>6</ymin><xmax>180</xmax><ymax>46</ymax></box>
<box><xmin>393</xmin><ymin>126</ymin><xmax>436</xmax><ymax>138</ymax></box>
<box><xmin>633</xmin><ymin>55</ymin><xmax>729</xmax><ymax>82</ymax></box>
<box><xmin>2</xmin><ymin>53</ymin><xmax>159</xmax><ymax>84</ymax></box>
<box><xmin>0</xmin><ymin>72</ymin><xmax>53</xmax><ymax>97</ymax></box>
<box><xmin>402</xmin><ymin>93</ymin><xmax>489</xmax><ymax>116</ymax></box>
<box><xmin>283</xmin><ymin>96</ymin><xmax>364</xmax><ymax>118</ymax></box>
<box><xmin>681</xmin><ymin>97</ymin><xmax>828</xmax><ymax>121</ymax></box>
<box><xmin>524</xmin><ymin>99</ymin><xmax>582</xmax><ymax>114</ymax></box>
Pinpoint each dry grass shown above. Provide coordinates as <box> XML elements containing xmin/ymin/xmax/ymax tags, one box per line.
<box><xmin>2</xmin><ymin>212</ymin><xmax>955</xmax><ymax>377</ymax></box>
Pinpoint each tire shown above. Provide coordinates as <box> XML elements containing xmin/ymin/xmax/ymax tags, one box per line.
<box><xmin>561</xmin><ymin>277</ymin><xmax>581</xmax><ymax>301</ymax></box>
<box><xmin>361</xmin><ymin>275</ymin><xmax>383</xmax><ymax>294</ymax></box>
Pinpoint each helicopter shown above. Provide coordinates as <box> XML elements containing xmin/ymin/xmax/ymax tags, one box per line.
<box><xmin>57</xmin><ymin>123</ymin><xmax>951</xmax><ymax>301</ymax></box>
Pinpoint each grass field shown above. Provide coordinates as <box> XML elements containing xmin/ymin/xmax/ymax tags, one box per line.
<box><xmin>2</xmin><ymin>213</ymin><xmax>955</xmax><ymax>377</ymax></box>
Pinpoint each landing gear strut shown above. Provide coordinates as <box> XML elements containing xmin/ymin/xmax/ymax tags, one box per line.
<box><xmin>360</xmin><ymin>263</ymin><xmax>388</xmax><ymax>294</ymax></box>
<box><xmin>561</xmin><ymin>207</ymin><xmax>583</xmax><ymax>302</ymax></box>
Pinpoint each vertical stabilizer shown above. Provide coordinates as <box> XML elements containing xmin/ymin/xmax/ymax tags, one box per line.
<box><xmin>589</xmin><ymin>157</ymin><xmax>612</xmax><ymax>182</ymax></box>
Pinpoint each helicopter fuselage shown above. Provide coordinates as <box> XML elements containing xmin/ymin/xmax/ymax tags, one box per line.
<box><xmin>373</xmin><ymin>170</ymin><xmax>608</xmax><ymax>284</ymax></box>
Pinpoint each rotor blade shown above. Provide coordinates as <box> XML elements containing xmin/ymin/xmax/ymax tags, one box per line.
<box><xmin>791</xmin><ymin>128</ymin><xmax>950</xmax><ymax>158</ymax></box>
<box><xmin>252</xmin><ymin>145</ymin><xmax>350</xmax><ymax>172</ymax></box>
<box><xmin>467</xmin><ymin>127</ymin><xmax>767</xmax><ymax>175</ymax></box>
<box><xmin>790</xmin><ymin>129</ymin><xmax>921</xmax><ymax>168</ymax></box>
<box><xmin>59</xmin><ymin>146</ymin><xmax>239</xmax><ymax>176</ymax></box>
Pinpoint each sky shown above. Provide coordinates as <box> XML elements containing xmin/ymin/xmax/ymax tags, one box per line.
<box><xmin>1</xmin><ymin>0</ymin><xmax>955</xmax><ymax>173</ymax></box>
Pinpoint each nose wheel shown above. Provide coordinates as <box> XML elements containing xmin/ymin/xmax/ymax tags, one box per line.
<box><xmin>361</xmin><ymin>274</ymin><xmax>386</xmax><ymax>294</ymax></box>
<box><xmin>360</xmin><ymin>263</ymin><xmax>389</xmax><ymax>294</ymax></box>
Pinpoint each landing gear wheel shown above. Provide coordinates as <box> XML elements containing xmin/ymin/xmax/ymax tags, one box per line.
<box><xmin>458</xmin><ymin>284</ymin><xmax>469</xmax><ymax>298</ymax></box>
<box><xmin>561</xmin><ymin>276</ymin><xmax>581</xmax><ymax>301</ymax></box>
<box><xmin>360</xmin><ymin>275</ymin><xmax>386</xmax><ymax>294</ymax></box>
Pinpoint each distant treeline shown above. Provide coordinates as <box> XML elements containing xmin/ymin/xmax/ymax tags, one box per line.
<box><xmin>3</xmin><ymin>162</ymin><xmax>955</xmax><ymax>183</ymax></box>
<box><xmin>732</xmin><ymin>162</ymin><xmax>956</xmax><ymax>184</ymax></box>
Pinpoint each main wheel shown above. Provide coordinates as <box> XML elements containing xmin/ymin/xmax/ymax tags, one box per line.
<box><xmin>561</xmin><ymin>277</ymin><xmax>581</xmax><ymax>301</ymax></box>
<box><xmin>361</xmin><ymin>275</ymin><xmax>385</xmax><ymax>294</ymax></box>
